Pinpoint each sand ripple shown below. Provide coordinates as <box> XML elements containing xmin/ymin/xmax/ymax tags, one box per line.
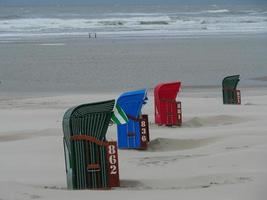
<box><xmin>148</xmin><ymin>137</ymin><xmax>218</xmax><ymax>152</ymax></box>
<box><xmin>183</xmin><ymin>115</ymin><xmax>247</xmax><ymax>128</ymax></box>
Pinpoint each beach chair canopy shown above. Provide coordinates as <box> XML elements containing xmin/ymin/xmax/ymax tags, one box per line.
<box><xmin>117</xmin><ymin>89</ymin><xmax>147</xmax><ymax>118</ymax></box>
<box><xmin>154</xmin><ymin>81</ymin><xmax>181</xmax><ymax>101</ymax></box>
<box><xmin>222</xmin><ymin>75</ymin><xmax>240</xmax><ymax>90</ymax></box>
<box><xmin>63</xmin><ymin>99</ymin><xmax>114</xmax><ymax>141</ymax></box>
<box><xmin>63</xmin><ymin>100</ymin><xmax>115</xmax><ymax>189</ymax></box>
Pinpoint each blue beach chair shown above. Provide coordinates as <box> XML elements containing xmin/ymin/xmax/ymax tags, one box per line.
<box><xmin>116</xmin><ymin>89</ymin><xmax>149</xmax><ymax>150</ymax></box>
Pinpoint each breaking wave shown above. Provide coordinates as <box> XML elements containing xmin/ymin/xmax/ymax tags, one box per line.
<box><xmin>0</xmin><ymin>7</ymin><xmax>266</xmax><ymax>39</ymax></box>
<box><xmin>203</xmin><ymin>9</ymin><xmax>230</xmax><ymax>14</ymax></box>
<box><xmin>98</xmin><ymin>20</ymin><xmax>125</xmax><ymax>26</ymax></box>
<box><xmin>139</xmin><ymin>21</ymin><xmax>169</xmax><ymax>25</ymax></box>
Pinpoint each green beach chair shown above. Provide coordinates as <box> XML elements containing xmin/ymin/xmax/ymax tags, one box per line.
<box><xmin>222</xmin><ymin>75</ymin><xmax>241</xmax><ymax>104</ymax></box>
<box><xmin>63</xmin><ymin>100</ymin><xmax>119</xmax><ymax>189</ymax></box>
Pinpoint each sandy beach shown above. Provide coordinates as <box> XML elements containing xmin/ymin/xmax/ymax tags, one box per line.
<box><xmin>1</xmin><ymin>1</ymin><xmax>267</xmax><ymax>199</ymax></box>
<box><xmin>0</xmin><ymin>86</ymin><xmax>266</xmax><ymax>199</ymax></box>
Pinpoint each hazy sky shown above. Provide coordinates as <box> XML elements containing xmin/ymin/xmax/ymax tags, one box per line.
<box><xmin>1</xmin><ymin>0</ymin><xmax>266</xmax><ymax>6</ymax></box>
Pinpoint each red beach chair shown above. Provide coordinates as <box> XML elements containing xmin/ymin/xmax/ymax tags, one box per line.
<box><xmin>154</xmin><ymin>81</ymin><xmax>182</xmax><ymax>126</ymax></box>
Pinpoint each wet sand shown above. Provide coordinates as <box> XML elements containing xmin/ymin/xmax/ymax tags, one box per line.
<box><xmin>0</xmin><ymin>35</ymin><xmax>267</xmax><ymax>93</ymax></box>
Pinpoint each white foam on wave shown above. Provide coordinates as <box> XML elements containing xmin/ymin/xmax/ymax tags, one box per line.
<box><xmin>203</xmin><ymin>9</ymin><xmax>230</xmax><ymax>14</ymax></box>
<box><xmin>0</xmin><ymin>9</ymin><xmax>266</xmax><ymax>39</ymax></box>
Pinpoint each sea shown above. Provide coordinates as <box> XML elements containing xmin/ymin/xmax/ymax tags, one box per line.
<box><xmin>0</xmin><ymin>4</ymin><xmax>267</xmax><ymax>40</ymax></box>
<box><xmin>0</xmin><ymin>4</ymin><xmax>267</xmax><ymax>94</ymax></box>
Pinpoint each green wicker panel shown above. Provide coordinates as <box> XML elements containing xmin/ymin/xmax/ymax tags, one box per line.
<box><xmin>222</xmin><ymin>75</ymin><xmax>240</xmax><ymax>104</ymax></box>
<box><xmin>63</xmin><ymin>100</ymin><xmax>115</xmax><ymax>189</ymax></box>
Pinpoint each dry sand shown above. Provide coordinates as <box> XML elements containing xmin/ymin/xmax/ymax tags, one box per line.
<box><xmin>0</xmin><ymin>87</ymin><xmax>266</xmax><ymax>199</ymax></box>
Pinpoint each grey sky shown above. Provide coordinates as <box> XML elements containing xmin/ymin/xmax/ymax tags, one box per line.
<box><xmin>1</xmin><ymin>0</ymin><xmax>266</xmax><ymax>6</ymax></box>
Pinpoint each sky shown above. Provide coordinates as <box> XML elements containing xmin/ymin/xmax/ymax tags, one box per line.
<box><xmin>0</xmin><ymin>0</ymin><xmax>266</xmax><ymax>6</ymax></box>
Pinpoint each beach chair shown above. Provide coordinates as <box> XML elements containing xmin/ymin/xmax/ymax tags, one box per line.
<box><xmin>63</xmin><ymin>100</ymin><xmax>120</xmax><ymax>189</ymax></box>
<box><xmin>116</xmin><ymin>89</ymin><xmax>149</xmax><ymax>150</ymax></box>
<box><xmin>222</xmin><ymin>75</ymin><xmax>241</xmax><ymax>104</ymax></box>
<box><xmin>154</xmin><ymin>81</ymin><xmax>182</xmax><ymax>126</ymax></box>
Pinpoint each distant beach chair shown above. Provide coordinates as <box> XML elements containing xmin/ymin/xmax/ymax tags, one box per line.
<box><xmin>222</xmin><ymin>75</ymin><xmax>241</xmax><ymax>104</ymax></box>
<box><xmin>116</xmin><ymin>89</ymin><xmax>149</xmax><ymax>150</ymax></box>
<box><xmin>63</xmin><ymin>100</ymin><xmax>120</xmax><ymax>189</ymax></box>
<box><xmin>154</xmin><ymin>81</ymin><xmax>182</xmax><ymax>126</ymax></box>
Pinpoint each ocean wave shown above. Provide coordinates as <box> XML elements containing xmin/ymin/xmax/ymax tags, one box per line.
<box><xmin>104</xmin><ymin>12</ymin><xmax>163</xmax><ymax>17</ymax></box>
<box><xmin>239</xmin><ymin>20</ymin><xmax>257</xmax><ymax>24</ymax></box>
<box><xmin>203</xmin><ymin>9</ymin><xmax>230</xmax><ymax>14</ymax></box>
<box><xmin>98</xmin><ymin>20</ymin><xmax>125</xmax><ymax>26</ymax></box>
<box><xmin>0</xmin><ymin>9</ymin><xmax>266</xmax><ymax>38</ymax></box>
<box><xmin>0</xmin><ymin>15</ymin><xmax>22</xmax><ymax>20</ymax></box>
<box><xmin>139</xmin><ymin>21</ymin><xmax>169</xmax><ymax>25</ymax></box>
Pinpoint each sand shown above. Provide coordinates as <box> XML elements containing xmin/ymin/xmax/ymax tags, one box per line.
<box><xmin>0</xmin><ymin>87</ymin><xmax>266</xmax><ymax>200</ymax></box>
